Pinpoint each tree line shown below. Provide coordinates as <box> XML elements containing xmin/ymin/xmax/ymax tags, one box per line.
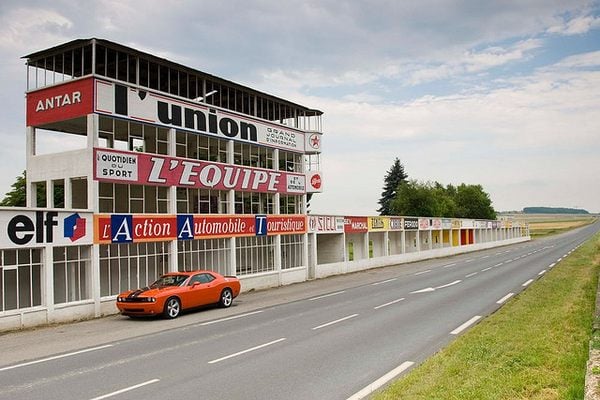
<box><xmin>377</xmin><ymin>158</ymin><xmax>496</xmax><ymax>220</ymax></box>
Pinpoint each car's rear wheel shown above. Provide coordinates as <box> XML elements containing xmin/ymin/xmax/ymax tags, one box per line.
<box><xmin>164</xmin><ymin>297</ymin><xmax>181</xmax><ymax>319</ymax></box>
<box><xmin>219</xmin><ymin>288</ymin><xmax>233</xmax><ymax>308</ymax></box>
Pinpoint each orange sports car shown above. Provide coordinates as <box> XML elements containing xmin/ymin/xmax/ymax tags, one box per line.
<box><xmin>116</xmin><ymin>270</ymin><xmax>241</xmax><ymax>319</ymax></box>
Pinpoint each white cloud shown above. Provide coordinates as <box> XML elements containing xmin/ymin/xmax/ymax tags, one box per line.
<box><xmin>547</xmin><ymin>14</ymin><xmax>600</xmax><ymax>35</ymax></box>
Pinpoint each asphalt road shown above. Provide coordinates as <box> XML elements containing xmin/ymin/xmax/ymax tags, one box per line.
<box><xmin>1</xmin><ymin>221</ymin><xmax>598</xmax><ymax>400</ymax></box>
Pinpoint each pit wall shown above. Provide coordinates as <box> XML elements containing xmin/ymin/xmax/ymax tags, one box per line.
<box><xmin>0</xmin><ymin>212</ymin><xmax>528</xmax><ymax>331</ymax></box>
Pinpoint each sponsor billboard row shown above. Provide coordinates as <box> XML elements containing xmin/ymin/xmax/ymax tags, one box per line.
<box><xmin>1</xmin><ymin>210</ymin><xmax>519</xmax><ymax>247</ymax></box>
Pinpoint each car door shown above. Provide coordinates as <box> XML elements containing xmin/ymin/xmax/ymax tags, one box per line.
<box><xmin>188</xmin><ymin>273</ymin><xmax>220</xmax><ymax>307</ymax></box>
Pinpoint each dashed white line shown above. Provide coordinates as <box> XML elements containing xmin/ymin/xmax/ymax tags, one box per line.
<box><xmin>374</xmin><ymin>298</ymin><xmax>405</xmax><ymax>310</ymax></box>
<box><xmin>309</xmin><ymin>291</ymin><xmax>346</xmax><ymax>301</ymax></box>
<box><xmin>481</xmin><ymin>255</ymin><xmax>490</xmax><ymax>259</ymax></box>
<box><xmin>346</xmin><ymin>361</ymin><xmax>415</xmax><ymax>400</ymax></box>
<box><xmin>436</xmin><ymin>280</ymin><xmax>462</xmax><ymax>289</ymax></box>
<box><xmin>442</xmin><ymin>263</ymin><xmax>456</xmax><ymax>268</ymax></box>
<box><xmin>450</xmin><ymin>316</ymin><xmax>482</xmax><ymax>335</ymax></box>
<box><xmin>208</xmin><ymin>338</ymin><xmax>286</xmax><ymax>364</ymax></box>
<box><xmin>481</xmin><ymin>267</ymin><xmax>492</xmax><ymax>272</ymax></box>
<box><xmin>557</xmin><ymin>257</ymin><xmax>563</xmax><ymax>262</ymax></box>
<box><xmin>493</xmin><ymin>262</ymin><xmax>504</xmax><ymax>267</ymax></box>
<box><xmin>0</xmin><ymin>344</ymin><xmax>113</xmax><ymax>372</ymax></box>
<box><xmin>465</xmin><ymin>272</ymin><xmax>478</xmax><ymax>278</ymax></box>
<box><xmin>414</xmin><ymin>270</ymin><xmax>432</xmax><ymax>276</ymax></box>
<box><xmin>411</xmin><ymin>287</ymin><xmax>435</xmax><ymax>294</ymax></box>
<box><xmin>496</xmin><ymin>293</ymin><xmax>514</xmax><ymax>304</ymax></box>
<box><xmin>200</xmin><ymin>310</ymin><xmax>264</xmax><ymax>326</ymax></box>
<box><xmin>312</xmin><ymin>314</ymin><xmax>359</xmax><ymax>330</ymax></box>
<box><xmin>89</xmin><ymin>379</ymin><xmax>160</xmax><ymax>400</ymax></box>
<box><xmin>538</xmin><ymin>269</ymin><xmax>547</xmax><ymax>276</ymax></box>
<box><xmin>522</xmin><ymin>279</ymin><xmax>534</xmax><ymax>287</ymax></box>
<box><xmin>465</xmin><ymin>259</ymin><xmax>474</xmax><ymax>263</ymax></box>
<box><xmin>549</xmin><ymin>262</ymin><xmax>556</xmax><ymax>269</ymax></box>
<box><xmin>372</xmin><ymin>278</ymin><xmax>398</xmax><ymax>286</ymax></box>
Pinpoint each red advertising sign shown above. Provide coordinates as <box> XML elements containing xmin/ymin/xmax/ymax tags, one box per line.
<box><xmin>94</xmin><ymin>213</ymin><xmax>306</xmax><ymax>243</ymax></box>
<box><xmin>263</xmin><ymin>215</ymin><xmax>306</xmax><ymax>235</ymax></box>
<box><xmin>26</xmin><ymin>78</ymin><xmax>94</xmax><ymax>126</ymax></box>
<box><xmin>344</xmin><ymin>216</ymin><xmax>368</xmax><ymax>233</ymax></box>
<box><xmin>94</xmin><ymin>148</ymin><xmax>306</xmax><ymax>194</ymax></box>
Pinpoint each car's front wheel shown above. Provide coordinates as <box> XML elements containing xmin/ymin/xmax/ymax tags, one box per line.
<box><xmin>219</xmin><ymin>288</ymin><xmax>233</xmax><ymax>308</ymax></box>
<box><xmin>164</xmin><ymin>297</ymin><xmax>181</xmax><ymax>319</ymax></box>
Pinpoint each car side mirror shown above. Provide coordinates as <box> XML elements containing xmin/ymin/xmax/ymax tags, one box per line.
<box><xmin>191</xmin><ymin>281</ymin><xmax>201</xmax><ymax>287</ymax></box>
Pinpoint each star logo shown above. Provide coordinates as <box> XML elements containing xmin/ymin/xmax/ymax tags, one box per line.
<box><xmin>309</xmin><ymin>134</ymin><xmax>320</xmax><ymax>149</ymax></box>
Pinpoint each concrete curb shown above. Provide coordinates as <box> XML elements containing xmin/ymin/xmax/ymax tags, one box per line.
<box><xmin>585</xmin><ymin>270</ymin><xmax>600</xmax><ymax>399</ymax></box>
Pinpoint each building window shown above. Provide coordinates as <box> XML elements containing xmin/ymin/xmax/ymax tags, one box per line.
<box><xmin>234</xmin><ymin>142</ymin><xmax>273</xmax><ymax>169</ymax></box>
<box><xmin>279</xmin><ymin>151</ymin><xmax>303</xmax><ymax>173</ymax></box>
<box><xmin>176</xmin><ymin>188</ymin><xmax>228</xmax><ymax>214</ymax></box>
<box><xmin>53</xmin><ymin>246</ymin><xmax>91</xmax><ymax>304</ymax></box>
<box><xmin>0</xmin><ymin>249</ymin><xmax>42</xmax><ymax>312</ymax></box>
<box><xmin>99</xmin><ymin>183</ymin><xmax>168</xmax><ymax>213</ymax></box>
<box><xmin>177</xmin><ymin>239</ymin><xmax>230</xmax><ymax>276</ymax></box>
<box><xmin>99</xmin><ymin>242</ymin><xmax>169</xmax><ymax>297</ymax></box>
<box><xmin>235</xmin><ymin>192</ymin><xmax>274</xmax><ymax>214</ymax></box>
<box><xmin>280</xmin><ymin>195</ymin><xmax>302</xmax><ymax>214</ymax></box>
<box><xmin>235</xmin><ymin>236</ymin><xmax>275</xmax><ymax>275</ymax></box>
<box><xmin>281</xmin><ymin>235</ymin><xmax>304</xmax><ymax>269</ymax></box>
<box><xmin>175</xmin><ymin>131</ymin><xmax>228</xmax><ymax>162</ymax></box>
<box><xmin>98</xmin><ymin>116</ymin><xmax>168</xmax><ymax>155</ymax></box>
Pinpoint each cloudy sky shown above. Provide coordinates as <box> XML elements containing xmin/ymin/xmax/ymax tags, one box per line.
<box><xmin>0</xmin><ymin>0</ymin><xmax>599</xmax><ymax>214</ymax></box>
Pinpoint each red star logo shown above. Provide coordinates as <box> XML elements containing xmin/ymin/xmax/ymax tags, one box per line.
<box><xmin>310</xmin><ymin>134</ymin><xmax>320</xmax><ymax>149</ymax></box>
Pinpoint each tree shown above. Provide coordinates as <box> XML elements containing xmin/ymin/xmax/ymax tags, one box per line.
<box><xmin>0</xmin><ymin>171</ymin><xmax>26</xmax><ymax>207</ymax></box>
<box><xmin>454</xmin><ymin>184</ymin><xmax>496</xmax><ymax>219</ymax></box>
<box><xmin>378</xmin><ymin>158</ymin><xmax>408</xmax><ymax>215</ymax></box>
<box><xmin>389</xmin><ymin>180</ymin><xmax>496</xmax><ymax>219</ymax></box>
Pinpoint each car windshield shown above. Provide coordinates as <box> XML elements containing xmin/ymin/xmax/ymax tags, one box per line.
<box><xmin>150</xmin><ymin>275</ymin><xmax>188</xmax><ymax>287</ymax></box>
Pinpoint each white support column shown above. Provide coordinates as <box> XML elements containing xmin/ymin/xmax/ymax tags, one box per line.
<box><xmin>401</xmin><ymin>230</ymin><xmax>406</xmax><ymax>254</ymax></box>
<box><xmin>44</xmin><ymin>245</ymin><xmax>54</xmax><ymax>318</ymax></box>
<box><xmin>91</xmin><ymin>243</ymin><xmax>102</xmax><ymax>316</ymax></box>
<box><xmin>428</xmin><ymin>230</ymin><xmax>433</xmax><ymax>250</ymax></box>
<box><xmin>384</xmin><ymin>231</ymin><xmax>390</xmax><ymax>256</ymax></box>
<box><xmin>167</xmin><ymin>128</ymin><xmax>178</xmax><ymax>273</ymax></box>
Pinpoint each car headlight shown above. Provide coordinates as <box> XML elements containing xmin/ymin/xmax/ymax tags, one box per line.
<box><xmin>117</xmin><ymin>297</ymin><xmax>124</xmax><ymax>302</ymax></box>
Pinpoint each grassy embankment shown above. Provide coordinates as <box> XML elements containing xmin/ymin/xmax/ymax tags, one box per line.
<box><xmin>374</xmin><ymin>222</ymin><xmax>600</xmax><ymax>400</ymax></box>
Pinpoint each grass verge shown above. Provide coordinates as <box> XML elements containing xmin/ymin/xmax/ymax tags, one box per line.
<box><xmin>527</xmin><ymin>217</ymin><xmax>597</xmax><ymax>239</ymax></box>
<box><xmin>374</xmin><ymin>232</ymin><xmax>600</xmax><ymax>400</ymax></box>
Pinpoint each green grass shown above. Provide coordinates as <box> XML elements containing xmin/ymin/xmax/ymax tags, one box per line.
<box><xmin>374</xmin><ymin>232</ymin><xmax>600</xmax><ymax>400</ymax></box>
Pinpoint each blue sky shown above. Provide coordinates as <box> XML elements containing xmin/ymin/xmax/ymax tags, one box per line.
<box><xmin>0</xmin><ymin>0</ymin><xmax>599</xmax><ymax>214</ymax></box>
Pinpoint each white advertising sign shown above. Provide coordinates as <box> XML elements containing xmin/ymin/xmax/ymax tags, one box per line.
<box><xmin>0</xmin><ymin>210</ymin><xmax>93</xmax><ymax>248</ymax></box>
<box><xmin>95</xmin><ymin>80</ymin><xmax>306</xmax><ymax>153</ymax></box>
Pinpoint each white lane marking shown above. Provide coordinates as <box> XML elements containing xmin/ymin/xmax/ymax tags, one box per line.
<box><xmin>557</xmin><ymin>257</ymin><xmax>563</xmax><ymax>262</ymax></box>
<box><xmin>89</xmin><ymin>379</ymin><xmax>160</xmax><ymax>400</ymax></box>
<box><xmin>465</xmin><ymin>259</ymin><xmax>474</xmax><ymax>263</ymax></box>
<box><xmin>522</xmin><ymin>279</ymin><xmax>534</xmax><ymax>287</ymax></box>
<box><xmin>200</xmin><ymin>310</ymin><xmax>264</xmax><ymax>326</ymax></box>
<box><xmin>481</xmin><ymin>267</ymin><xmax>492</xmax><ymax>272</ymax></box>
<box><xmin>481</xmin><ymin>255</ymin><xmax>490</xmax><ymax>259</ymax></box>
<box><xmin>563</xmin><ymin>254</ymin><xmax>569</xmax><ymax>258</ymax></box>
<box><xmin>442</xmin><ymin>263</ymin><xmax>456</xmax><ymax>268</ymax></box>
<box><xmin>309</xmin><ymin>291</ymin><xmax>346</xmax><ymax>301</ymax></box>
<box><xmin>411</xmin><ymin>287</ymin><xmax>435</xmax><ymax>294</ymax></box>
<box><xmin>496</xmin><ymin>293</ymin><xmax>514</xmax><ymax>304</ymax></box>
<box><xmin>465</xmin><ymin>272</ymin><xmax>478</xmax><ymax>278</ymax></box>
<box><xmin>208</xmin><ymin>338</ymin><xmax>286</xmax><ymax>364</ymax></box>
<box><xmin>312</xmin><ymin>314</ymin><xmax>359</xmax><ymax>330</ymax></box>
<box><xmin>372</xmin><ymin>278</ymin><xmax>398</xmax><ymax>286</ymax></box>
<box><xmin>374</xmin><ymin>298</ymin><xmax>405</xmax><ymax>310</ymax></box>
<box><xmin>450</xmin><ymin>316</ymin><xmax>482</xmax><ymax>335</ymax></box>
<box><xmin>505</xmin><ymin>259</ymin><xmax>513</xmax><ymax>264</ymax></box>
<box><xmin>436</xmin><ymin>280</ymin><xmax>462</xmax><ymax>289</ymax></box>
<box><xmin>538</xmin><ymin>270</ymin><xmax>547</xmax><ymax>276</ymax></box>
<box><xmin>493</xmin><ymin>262</ymin><xmax>504</xmax><ymax>267</ymax></box>
<box><xmin>0</xmin><ymin>345</ymin><xmax>113</xmax><ymax>372</ymax></box>
<box><xmin>549</xmin><ymin>262</ymin><xmax>556</xmax><ymax>269</ymax></box>
<box><xmin>414</xmin><ymin>270</ymin><xmax>432</xmax><ymax>276</ymax></box>
<box><xmin>412</xmin><ymin>280</ymin><xmax>462</xmax><ymax>293</ymax></box>
<box><xmin>346</xmin><ymin>361</ymin><xmax>415</xmax><ymax>400</ymax></box>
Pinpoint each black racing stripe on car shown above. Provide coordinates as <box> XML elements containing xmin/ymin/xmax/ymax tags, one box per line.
<box><xmin>128</xmin><ymin>287</ymin><xmax>150</xmax><ymax>298</ymax></box>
